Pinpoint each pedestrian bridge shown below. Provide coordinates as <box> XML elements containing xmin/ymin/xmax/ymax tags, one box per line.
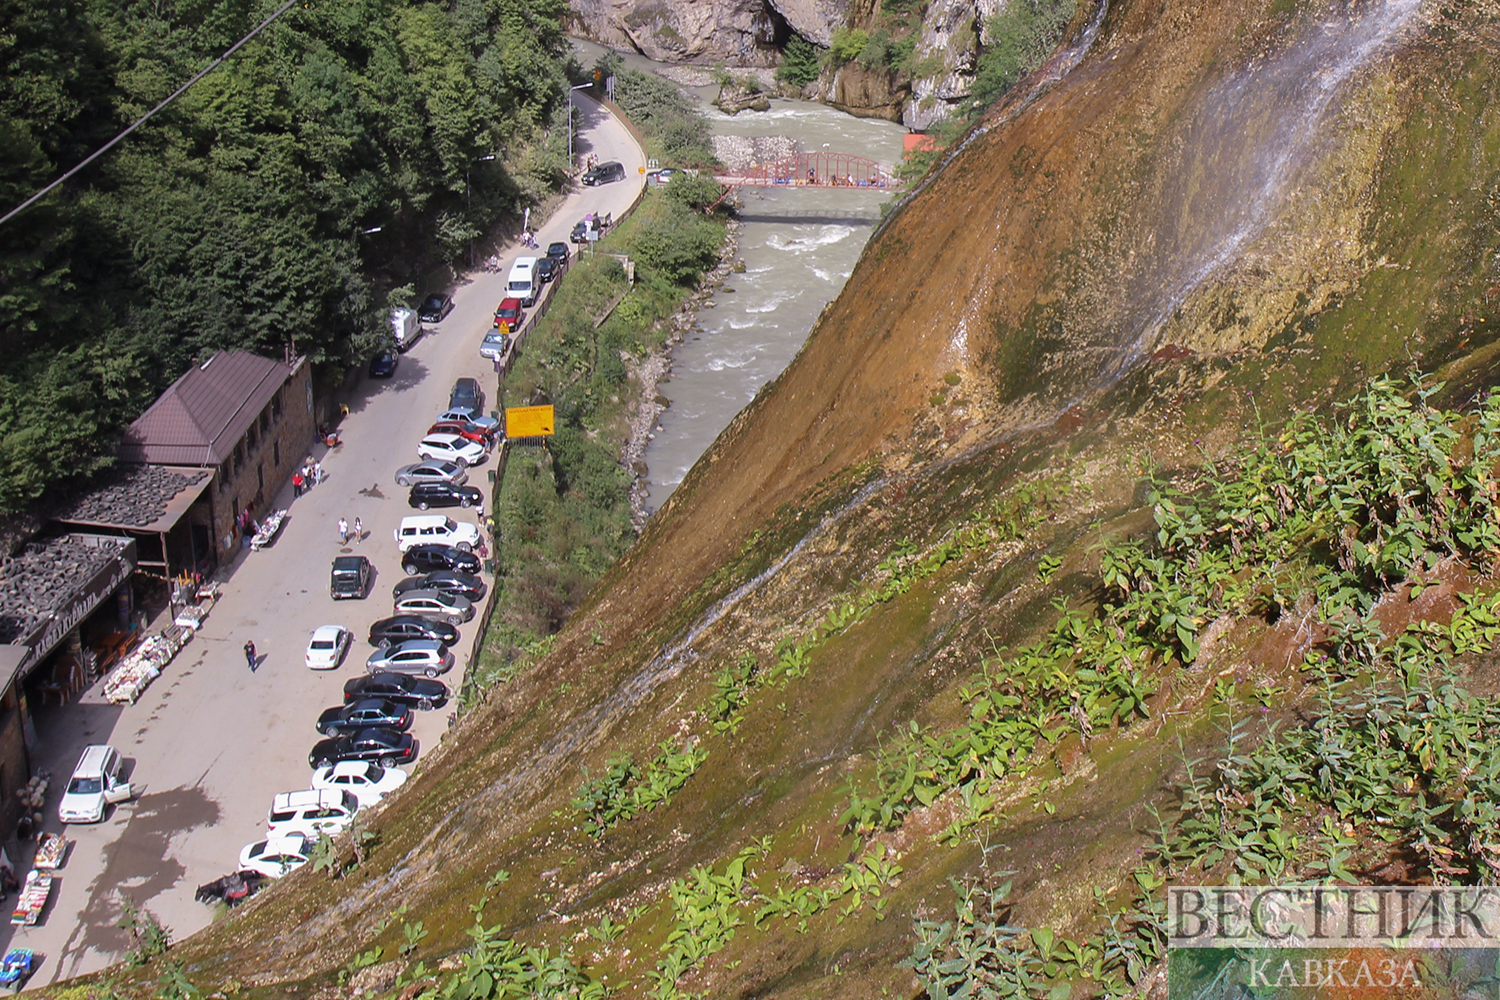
<box><xmin>712</xmin><ymin>151</ymin><xmax>895</xmax><ymax>192</ymax></box>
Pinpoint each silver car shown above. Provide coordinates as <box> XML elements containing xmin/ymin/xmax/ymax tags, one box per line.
<box><xmin>392</xmin><ymin>589</ymin><xmax>474</xmax><ymax>625</ymax></box>
<box><xmin>365</xmin><ymin>640</ymin><xmax>454</xmax><ymax>678</ymax></box>
<box><xmin>394</xmin><ymin>460</ymin><xmax>469</xmax><ymax>488</ymax></box>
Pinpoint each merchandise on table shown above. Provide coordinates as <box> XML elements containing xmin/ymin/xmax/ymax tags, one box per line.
<box><xmin>32</xmin><ymin>834</ymin><xmax>66</xmax><ymax>871</ymax></box>
<box><xmin>103</xmin><ymin>627</ymin><xmax>189</xmax><ymax>705</ymax></box>
<box><xmin>251</xmin><ymin>509</ymin><xmax>288</xmax><ymax>550</ymax></box>
<box><xmin>10</xmin><ymin>870</ymin><xmax>51</xmax><ymax>925</ymax></box>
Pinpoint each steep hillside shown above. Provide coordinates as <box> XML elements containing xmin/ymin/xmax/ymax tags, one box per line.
<box><xmin>93</xmin><ymin>0</ymin><xmax>1500</xmax><ymax>995</ymax></box>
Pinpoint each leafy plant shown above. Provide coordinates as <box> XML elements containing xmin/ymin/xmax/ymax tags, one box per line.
<box><xmin>776</xmin><ymin>34</ymin><xmax>823</xmax><ymax>87</ymax></box>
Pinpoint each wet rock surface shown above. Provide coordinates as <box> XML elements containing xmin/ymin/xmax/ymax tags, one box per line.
<box><xmin>711</xmin><ymin>133</ymin><xmax>798</xmax><ymax>172</ymax></box>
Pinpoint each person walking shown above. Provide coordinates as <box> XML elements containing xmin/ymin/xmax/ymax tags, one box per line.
<box><xmin>337</xmin><ymin>517</ymin><xmax>349</xmax><ymax>545</ymax></box>
<box><xmin>243</xmin><ymin>640</ymin><xmax>257</xmax><ymax>672</ymax></box>
<box><xmin>352</xmin><ymin>517</ymin><xmax>363</xmax><ymax>545</ymax></box>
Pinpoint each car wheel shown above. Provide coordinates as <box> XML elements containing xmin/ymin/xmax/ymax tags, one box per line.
<box><xmin>381</xmin><ymin>756</ymin><xmax>399</xmax><ymax>768</ymax></box>
<box><xmin>424</xmin><ymin>667</ymin><xmax>439</xmax><ymax>678</ymax></box>
<box><xmin>315</xmin><ymin>757</ymin><xmax>333</xmax><ymax>769</ymax></box>
<box><xmin>456</xmin><ymin>542</ymin><xmax>472</xmax><ymax>553</ymax></box>
<box><xmin>454</xmin><ymin>457</ymin><xmax>468</xmax><ymax>468</ymax></box>
<box><xmin>419</xmin><ymin>698</ymin><xmax>434</xmax><ymax>711</ymax></box>
<box><xmin>417</xmin><ymin>501</ymin><xmax>430</xmax><ymax>510</ymax></box>
<box><xmin>462</xmin><ymin>497</ymin><xmax>475</xmax><ymax>507</ymax></box>
<box><xmin>323</xmin><ymin>725</ymin><xmax>340</xmax><ymax>737</ymax></box>
<box><xmin>404</xmin><ymin>564</ymin><xmax>419</xmax><ymax>576</ymax></box>
<box><xmin>397</xmin><ymin>476</ymin><xmax>410</xmax><ymax>487</ymax></box>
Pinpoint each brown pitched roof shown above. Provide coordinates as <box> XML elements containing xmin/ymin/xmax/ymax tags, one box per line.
<box><xmin>117</xmin><ymin>350</ymin><xmax>291</xmax><ymax>466</ymax></box>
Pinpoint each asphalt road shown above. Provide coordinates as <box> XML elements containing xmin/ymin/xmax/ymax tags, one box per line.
<box><xmin>9</xmin><ymin>92</ymin><xmax>645</xmax><ymax>988</ymax></box>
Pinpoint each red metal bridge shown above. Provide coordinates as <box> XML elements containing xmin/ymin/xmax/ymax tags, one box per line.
<box><xmin>709</xmin><ymin>151</ymin><xmax>894</xmax><ymax>208</ymax></box>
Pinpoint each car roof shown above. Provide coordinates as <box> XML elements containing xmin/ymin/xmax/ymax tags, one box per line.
<box><xmin>497</xmin><ymin>297</ymin><xmax>522</xmax><ymax>308</ymax></box>
<box><xmin>383</xmin><ymin>638</ymin><xmax>445</xmax><ymax>653</ymax></box>
<box><xmin>397</xmin><ymin>589</ymin><xmax>463</xmax><ymax>604</ymax></box>
<box><xmin>422</xmin><ymin>293</ymin><xmax>448</xmax><ymax>303</ymax></box>
<box><xmin>420</xmin><ymin>433</ymin><xmax>466</xmax><ymax>446</ymax></box>
<box><xmin>332</xmin><ymin>556</ymin><xmax>368</xmax><ymax>570</ymax></box>
<box><xmin>272</xmin><ymin>789</ymin><xmax>345</xmax><ymax>811</ymax></box>
<box><xmin>311</xmin><ymin>625</ymin><xmax>346</xmax><ymax>641</ymax></box>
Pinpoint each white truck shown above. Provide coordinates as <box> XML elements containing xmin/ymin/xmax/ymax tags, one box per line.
<box><xmin>390</xmin><ymin>307</ymin><xmax>421</xmax><ymax>352</ymax></box>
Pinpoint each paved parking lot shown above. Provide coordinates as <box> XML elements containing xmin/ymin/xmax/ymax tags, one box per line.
<box><xmin>7</xmin><ymin>92</ymin><xmax>645</xmax><ymax>988</ymax></box>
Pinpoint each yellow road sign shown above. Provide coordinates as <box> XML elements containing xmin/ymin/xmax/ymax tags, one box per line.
<box><xmin>506</xmin><ymin>405</ymin><xmax>555</xmax><ymax>438</ymax></box>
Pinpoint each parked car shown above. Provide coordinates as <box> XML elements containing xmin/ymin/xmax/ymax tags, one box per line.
<box><xmin>393</xmin><ymin>588</ymin><xmax>474</xmax><ymax>624</ymax></box>
<box><xmin>535</xmin><ymin>257</ymin><xmax>558</xmax><ymax>284</ymax></box>
<box><xmin>316</xmin><ymin>698</ymin><xmax>413</xmax><ymax>737</ymax></box>
<box><xmin>646</xmin><ymin>167</ymin><xmax>679</xmax><ymax>185</ymax></box>
<box><xmin>265</xmin><ymin>789</ymin><xmax>360</xmax><ymax>838</ymax></box>
<box><xmin>427</xmin><ymin>420</ymin><xmax>492</xmax><ymax>445</ymax></box>
<box><xmin>330</xmin><ymin>555</ymin><xmax>373</xmax><ymax>600</ymax></box>
<box><xmin>546</xmin><ymin>242</ymin><xmax>570</xmax><ymax>269</ymax></box>
<box><xmin>308</xmin><ymin>728</ymin><xmax>418</xmax><ymax>769</ymax></box>
<box><xmin>416</xmin><ymin>434</ymin><xmax>487</xmax><ymax>467</ymax></box>
<box><xmin>239</xmin><ymin>833</ymin><xmax>312</xmax><ymax>878</ymax></box>
<box><xmin>493</xmin><ymin>297</ymin><xmax>525</xmax><ymax>331</ymax></box>
<box><xmin>311</xmin><ymin>760</ymin><xmax>409</xmax><ymax>808</ymax></box>
<box><xmin>392</xmin><ymin>570</ymin><xmax>485</xmax><ymax>603</ymax></box>
<box><xmin>345</xmin><ymin>672</ymin><xmax>450</xmax><ymax>710</ymax></box>
<box><xmin>581</xmin><ymin>160</ymin><xmax>625</xmax><ymax>185</ymax></box>
<box><xmin>417</xmin><ymin>292</ymin><xmax>454</xmax><ymax>323</ymax></box>
<box><xmin>394</xmin><ymin>514</ymin><xmax>481</xmax><ymax>553</ymax></box>
<box><xmin>58</xmin><ymin>745</ymin><xmax>132</xmax><ymax>824</ymax></box>
<box><xmin>390</xmin><ymin>306</ymin><xmax>421</xmax><ymax>352</ymax></box>
<box><xmin>394</xmin><ymin>461</ymin><xmax>468</xmax><ymax>488</ymax></box>
<box><xmin>480</xmin><ymin>329</ymin><xmax>510</xmax><ymax>361</ymax></box>
<box><xmin>305</xmin><ymin>625</ymin><xmax>353</xmax><ymax>670</ymax></box>
<box><xmin>369</xmin><ymin>351</ymin><xmax>400</xmax><ymax>378</ymax></box>
<box><xmin>365</xmin><ymin>639</ymin><xmax>454</xmax><ymax>677</ymax></box>
<box><xmin>401</xmin><ymin>543</ymin><xmax>481</xmax><ymax>576</ymax></box>
<box><xmin>435</xmin><ymin>407</ymin><xmax>500</xmax><ymax>433</ymax></box>
<box><xmin>450</xmin><ymin>377</ymin><xmax>484</xmax><ymax>413</ymax></box>
<box><xmin>367</xmin><ymin>614</ymin><xmax>460</xmax><ymax>648</ymax></box>
<box><xmin>408</xmin><ymin>481</ymin><xmax>483</xmax><ymax>510</ymax></box>
<box><xmin>507</xmin><ymin>257</ymin><xmax>538</xmax><ymax>307</ymax></box>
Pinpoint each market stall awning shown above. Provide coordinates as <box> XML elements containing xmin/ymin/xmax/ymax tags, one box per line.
<box><xmin>52</xmin><ymin>465</ymin><xmax>213</xmax><ymax>535</ymax></box>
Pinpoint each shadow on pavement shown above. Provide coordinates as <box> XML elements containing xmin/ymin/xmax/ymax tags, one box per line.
<box><xmin>343</xmin><ymin>353</ymin><xmax>430</xmax><ymax>419</ymax></box>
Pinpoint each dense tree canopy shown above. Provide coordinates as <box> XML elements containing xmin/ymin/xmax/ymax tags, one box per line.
<box><xmin>0</xmin><ymin>0</ymin><xmax>573</xmax><ymax>510</ymax></box>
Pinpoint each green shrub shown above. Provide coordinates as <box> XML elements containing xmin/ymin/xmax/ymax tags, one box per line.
<box><xmin>776</xmin><ymin>35</ymin><xmax>822</xmax><ymax>87</ymax></box>
<box><xmin>663</xmin><ymin>172</ymin><xmax>726</xmax><ymax>211</ymax></box>
<box><xmin>625</xmin><ymin>193</ymin><xmax>727</xmax><ymax>285</ymax></box>
<box><xmin>967</xmin><ymin>0</ymin><xmax>1076</xmax><ymax>114</ymax></box>
<box><xmin>614</xmin><ymin>68</ymin><xmax>716</xmax><ymax>165</ymax></box>
<box><xmin>828</xmin><ymin>26</ymin><xmax>870</xmax><ymax>64</ymax></box>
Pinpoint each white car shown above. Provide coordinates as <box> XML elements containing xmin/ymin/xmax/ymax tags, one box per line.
<box><xmin>238</xmin><ymin>833</ymin><xmax>312</xmax><ymax>878</ymax></box>
<box><xmin>265</xmin><ymin>789</ymin><xmax>359</xmax><ymax>838</ymax></box>
<box><xmin>305</xmin><ymin>625</ymin><xmax>353</xmax><ymax>670</ymax></box>
<box><xmin>436</xmin><ymin>408</ymin><xmax>500</xmax><ymax>433</ymax></box>
<box><xmin>393</xmin><ymin>514</ymin><xmax>481</xmax><ymax>553</ymax></box>
<box><xmin>416</xmin><ymin>434</ymin><xmax>486</xmax><ymax>467</ymax></box>
<box><xmin>311</xmin><ymin>761</ymin><xmax>408</xmax><ymax>808</ymax></box>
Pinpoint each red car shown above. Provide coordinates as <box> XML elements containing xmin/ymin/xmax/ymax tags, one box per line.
<box><xmin>427</xmin><ymin>420</ymin><xmax>492</xmax><ymax>445</ymax></box>
<box><xmin>493</xmin><ymin>297</ymin><xmax>524</xmax><ymax>331</ymax></box>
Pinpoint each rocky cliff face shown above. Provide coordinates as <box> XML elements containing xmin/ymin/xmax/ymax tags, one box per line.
<box><xmin>143</xmin><ymin>0</ymin><xmax>1500</xmax><ymax>996</ymax></box>
<box><xmin>569</xmin><ymin>0</ymin><xmax>854</xmax><ymax>63</ymax></box>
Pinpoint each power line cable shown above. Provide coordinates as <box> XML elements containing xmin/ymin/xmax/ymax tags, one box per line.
<box><xmin>0</xmin><ymin>0</ymin><xmax>301</xmax><ymax>229</ymax></box>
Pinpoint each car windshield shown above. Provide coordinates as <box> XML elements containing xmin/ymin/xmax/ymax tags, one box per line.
<box><xmin>311</xmin><ymin>640</ymin><xmax>334</xmax><ymax>650</ymax></box>
<box><xmin>422</xmin><ymin>295</ymin><xmax>443</xmax><ymax>309</ymax></box>
<box><xmin>68</xmin><ymin>776</ymin><xmax>103</xmax><ymax>795</ymax></box>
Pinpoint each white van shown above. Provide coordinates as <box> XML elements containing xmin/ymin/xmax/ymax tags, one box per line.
<box><xmin>393</xmin><ymin>514</ymin><xmax>481</xmax><ymax>553</ymax></box>
<box><xmin>390</xmin><ymin>307</ymin><xmax>421</xmax><ymax>351</ymax></box>
<box><xmin>266</xmin><ymin>788</ymin><xmax>359</xmax><ymax>837</ymax></box>
<box><xmin>58</xmin><ymin>745</ymin><xmax>132</xmax><ymax>824</ymax></box>
<box><xmin>507</xmin><ymin>257</ymin><xmax>538</xmax><ymax>307</ymax></box>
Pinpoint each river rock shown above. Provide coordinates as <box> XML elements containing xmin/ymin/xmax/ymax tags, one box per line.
<box><xmin>711</xmin><ymin>134</ymin><xmax>798</xmax><ymax>173</ymax></box>
<box><xmin>716</xmin><ymin>83</ymin><xmax>773</xmax><ymax>114</ymax></box>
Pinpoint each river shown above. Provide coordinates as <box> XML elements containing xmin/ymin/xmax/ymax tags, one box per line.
<box><xmin>571</xmin><ymin>41</ymin><xmax>908</xmax><ymax>514</ymax></box>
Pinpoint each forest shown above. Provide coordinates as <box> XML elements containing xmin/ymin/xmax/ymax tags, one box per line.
<box><xmin>0</xmin><ymin>0</ymin><xmax>574</xmax><ymax>512</ymax></box>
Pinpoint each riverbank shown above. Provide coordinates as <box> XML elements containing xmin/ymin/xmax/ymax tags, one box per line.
<box><xmin>624</xmin><ymin>217</ymin><xmax>743</xmax><ymax>531</ymax></box>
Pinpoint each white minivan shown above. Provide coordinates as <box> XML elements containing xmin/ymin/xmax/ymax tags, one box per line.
<box><xmin>58</xmin><ymin>745</ymin><xmax>132</xmax><ymax>824</ymax></box>
<box><xmin>394</xmin><ymin>514</ymin><xmax>481</xmax><ymax>553</ymax></box>
<box><xmin>507</xmin><ymin>257</ymin><xmax>538</xmax><ymax>307</ymax></box>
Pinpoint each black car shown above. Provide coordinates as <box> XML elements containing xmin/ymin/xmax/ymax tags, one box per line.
<box><xmin>330</xmin><ymin>555</ymin><xmax>373</xmax><ymax>600</ymax></box>
<box><xmin>450</xmin><ymin>377</ymin><xmax>484</xmax><ymax>414</ymax></box>
<box><xmin>392</xmin><ymin>570</ymin><xmax>486</xmax><ymax>603</ymax></box>
<box><xmin>367</xmin><ymin>614</ymin><xmax>460</xmax><ymax>647</ymax></box>
<box><xmin>316</xmin><ymin>698</ymin><xmax>413</xmax><ymax>737</ymax></box>
<box><xmin>581</xmin><ymin>160</ymin><xmax>625</xmax><ymax>186</ymax></box>
<box><xmin>546</xmin><ymin>242</ymin><xmax>570</xmax><ymax>268</ymax></box>
<box><xmin>369</xmin><ymin>351</ymin><xmax>400</xmax><ymax>378</ymax></box>
<box><xmin>402</xmin><ymin>543</ymin><xmax>481</xmax><ymax>577</ymax></box>
<box><xmin>408</xmin><ymin>481</ymin><xmax>483</xmax><ymax>510</ymax></box>
<box><xmin>344</xmin><ymin>672</ymin><xmax>450</xmax><ymax>710</ymax></box>
<box><xmin>309</xmin><ymin>727</ymin><xmax>417</xmax><ymax>768</ymax></box>
<box><xmin>417</xmin><ymin>292</ymin><xmax>454</xmax><ymax>323</ymax></box>
<box><xmin>535</xmin><ymin>257</ymin><xmax>558</xmax><ymax>284</ymax></box>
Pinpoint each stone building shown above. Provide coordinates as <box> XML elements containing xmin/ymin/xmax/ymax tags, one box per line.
<box><xmin>111</xmin><ymin>350</ymin><xmax>316</xmax><ymax>569</ymax></box>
